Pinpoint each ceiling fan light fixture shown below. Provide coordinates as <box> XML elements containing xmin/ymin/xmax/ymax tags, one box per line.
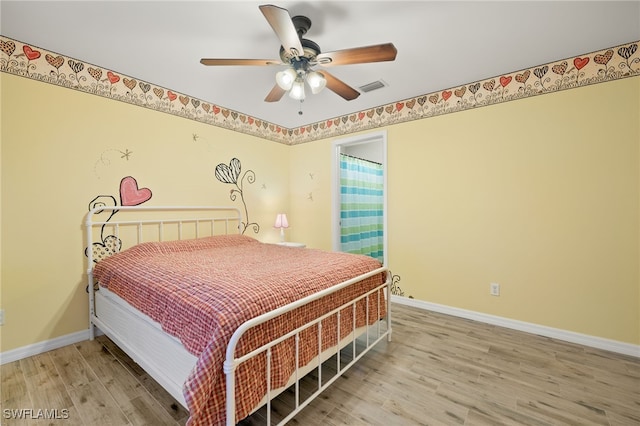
<box><xmin>306</xmin><ymin>71</ymin><xmax>326</xmax><ymax>94</ymax></box>
<box><xmin>289</xmin><ymin>79</ymin><xmax>306</xmax><ymax>100</ymax></box>
<box><xmin>275</xmin><ymin>68</ymin><xmax>297</xmax><ymax>90</ymax></box>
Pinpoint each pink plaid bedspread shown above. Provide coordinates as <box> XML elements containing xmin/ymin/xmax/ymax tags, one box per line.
<box><xmin>93</xmin><ymin>234</ymin><xmax>386</xmax><ymax>425</ymax></box>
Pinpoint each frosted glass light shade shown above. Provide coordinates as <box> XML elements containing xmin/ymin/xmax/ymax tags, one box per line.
<box><xmin>275</xmin><ymin>68</ymin><xmax>296</xmax><ymax>90</ymax></box>
<box><xmin>289</xmin><ymin>80</ymin><xmax>305</xmax><ymax>100</ymax></box>
<box><xmin>306</xmin><ymin>71</ymin><xmax>326</xmax><ymax>94</ymax></box>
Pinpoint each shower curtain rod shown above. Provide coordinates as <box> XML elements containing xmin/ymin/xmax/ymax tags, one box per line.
<box><xmin>340</xmin><ymin>153</ymin><xmax>382</xmax><ymax>166</ymax></box>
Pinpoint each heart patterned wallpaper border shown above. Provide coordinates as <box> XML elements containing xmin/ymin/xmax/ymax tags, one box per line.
<box><xmin>1</xmin><ymin>36</ymin><xmax>638</xmax><ymax>145</ymax></box>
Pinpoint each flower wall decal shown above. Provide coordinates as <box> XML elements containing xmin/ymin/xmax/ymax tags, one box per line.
<box><xmin>215</xmin><ymin>158</ymin><xmax>259</xmax><ymax>235</ymax></box>
<box><xmin>389</xmin><ymin>271</ymin><xmax>411</xmax><ymax>299</ymax></box>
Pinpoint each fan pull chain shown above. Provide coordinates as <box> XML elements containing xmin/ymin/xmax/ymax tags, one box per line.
<box><xmin>298</xmin><ymin>100</ymin><xmax>304</xmax><ymax>115</ymax></box>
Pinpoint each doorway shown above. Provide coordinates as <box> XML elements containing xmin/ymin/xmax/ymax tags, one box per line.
<box><xmin>332</xmin><ymin>131</ymin><xmax>387</xmax><ymax>266</ymax></box>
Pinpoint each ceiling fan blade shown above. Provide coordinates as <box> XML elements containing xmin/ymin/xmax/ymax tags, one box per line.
<box><xmin>321</xmin><ymin>70</ymin><xmax>360</xmax><ymax>101</ymax></box>
<box><xmin>264</xmin><ymin>84</ymin><xmax>286</xmax><ymax>102</ymax></box>
<box><xmin>200</xmin><ymin>58</ymin><xmax>281</xmax><ymax>66</ymax></box>
<box><xmin>316</xmin><ymin>43</ymin><xmax>398</xmax><ymax>66</ymax></box>
<box><xmin>259</xmin><ymin>4</ymin><xmax>304</xmax><ymax>58</ymax></box>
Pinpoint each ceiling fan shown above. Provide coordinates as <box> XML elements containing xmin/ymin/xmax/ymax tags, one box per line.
<box><xmin>200</xmin><ymin>4</ymin><xmax>398</xmax><ymax>103</ymax></box>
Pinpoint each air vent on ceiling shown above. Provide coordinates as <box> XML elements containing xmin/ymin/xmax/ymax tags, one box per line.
<box><xmin>359</xmin><ymin>79</ymin><xmax>387</xmax><ymax>93</ymax></box>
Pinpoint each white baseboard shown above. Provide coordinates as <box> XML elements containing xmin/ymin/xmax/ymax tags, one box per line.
<box><xmin>391</xmin><ymin>295</ymin><xmax>640</xmax><ymax>358</ymax></box>
<box><xmin>0</xmin><ymin>328</ymin><xmax>103</xmax><ymax>365</ymax></box>
<box><xmin>3</xmin><ymin>299</ymin><xmax>638</xmax><ymax>364</ymax></box>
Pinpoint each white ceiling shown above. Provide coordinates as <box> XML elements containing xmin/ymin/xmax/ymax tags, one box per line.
<box><xmin>2</xmin><ymin>1</ymin><xmax>639</xmax><ymax>129</ymax></box>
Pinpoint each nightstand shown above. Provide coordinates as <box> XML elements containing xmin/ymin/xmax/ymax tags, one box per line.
<box><xmin>276</xmin><ymin>242</ymin><xmax>306</xmax><ymax>248</ymax></box>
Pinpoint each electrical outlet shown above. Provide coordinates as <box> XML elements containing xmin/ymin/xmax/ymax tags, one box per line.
<box><xmin>490</xmin><ymin>283</ymin><xmax>500</xmax><ymax>296</ymax></box>
<box><xmin>0</xmin><ymin>309</ymin><xmax>4</xmax><ymax>325</ymax></box>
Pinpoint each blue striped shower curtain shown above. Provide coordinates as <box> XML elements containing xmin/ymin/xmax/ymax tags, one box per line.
<box><xmin>340</xmin><ymin>154</ymin><xmax>384</xmax><ymax>263</ymax></box>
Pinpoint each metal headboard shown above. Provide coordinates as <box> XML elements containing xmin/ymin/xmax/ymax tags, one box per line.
<box><xmin>84</xmin><ymin>206</ymin><xmax>242</xmax><ymax>338</ymax></box>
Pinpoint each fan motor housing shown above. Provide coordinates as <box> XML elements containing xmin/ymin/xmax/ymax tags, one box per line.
<box><xmin>279</xmin><ymin>38</ymin><xmax>321</xmax><ymax>64</ymax></box>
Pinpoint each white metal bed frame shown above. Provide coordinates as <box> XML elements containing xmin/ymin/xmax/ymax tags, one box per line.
<box><xmin>85</xmin><ymin>206</ymin><xmax>392</xmax><ymax>425</ymax></box>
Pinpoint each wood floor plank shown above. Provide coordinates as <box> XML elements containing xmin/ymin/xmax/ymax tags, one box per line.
<box><xmin>129</xmin><ymin>394</ymin><xmax>182</xmax><ymax>426</ymax></box>
<box><xmin>555</xmin><ymin>346</ymin><xmax>634</xmax><ymax>376</ymax></box>
<box><xmin>334</xmin><ymin>393</ymin><xmax>417</xmax><ymax>426</ymax></box>
<box><xmin>96</xmin><ymin>335</ymin><xmax>189</xmax><ymax>422</ymax></box>
<box><xmin>516</xmin><ymin>395</ymin><xmax>609</xmax><ymax>426</ymax></box>
<box><xmin>322</xmin><ymin>406</ymin><xmax>369</xmax><ymax>426</ymax></box>
<box><xmin>1</xmin><ymin>362</ymin><xmax>33</xmax><ymax>426</ymax></box>
<box><xmin>605</xmin><ymin>408</ymin><xmax>640</xmax><ymax>426</ymax></box>
<box><xmin>465</xmin><ymin>401</ymin><xmax>552</xmax><ymax>426</ymax></box>
<box><xmin>50</xmin><ymin>344</ymin><xmax>130</xmax><ymax>425</ymax></box>
<box><xmin>383</xmin><ymin>391</ymin><xmax>468</xmax><ymax>425</ymax></box>
<box><xmin>1</xmin><ymin>362</ymin><xmax>31</xmax><ymax>407</ymax></box>
<box><xmin>19</xmin><ymin>353</ymin><xmax>83</xmax><ymax>425</ymax></box>
<box><xmin>435</xmin><ymin>380</ymin><xmax>518</xmax><ymax>414</ymax></box>
<box><xmin>49</xmin><ymin>345</ymin><xmax>99</xmax><ymax>389</ymax></box>
<box><xmin>75</xmin><ymin>339</ymin><xmax>178</xmax><ymax>426</ymax></box>
<box><xmin>2</xmin><ymin>303</ymin><xmax>638</xmax><ymax>425</ymax></box>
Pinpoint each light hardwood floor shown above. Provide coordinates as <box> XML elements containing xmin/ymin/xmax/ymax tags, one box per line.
<box><xmin>2</xmin><ymin>303</ymin><xmax>639</xmax><ymax>425</ymax></box>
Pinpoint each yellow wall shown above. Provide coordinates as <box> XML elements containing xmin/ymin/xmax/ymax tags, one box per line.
<box><xmin>2</xmin><ymin>72</ymin><xmax>638</xmax><ymax>353</ymax></box>
<box><xmin>287</xmin><ymin>140</ymin><xmax>334</xmax><ymax>250</ymax></box>
<box><xmin>291</xmin><ymin>77</ymin><xmax>640</xmax><ymax>345</ymax></box>
<box><xmin>1</xmin><ymin>73</ymin><xmax>290</xmax><ymax>352</ymax></box>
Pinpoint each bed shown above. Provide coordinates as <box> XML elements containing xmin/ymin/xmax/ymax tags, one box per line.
<box><xmin>85</xmin><ymin>206</ymin><xmax>391</xmax><ymax>425</ymax></box>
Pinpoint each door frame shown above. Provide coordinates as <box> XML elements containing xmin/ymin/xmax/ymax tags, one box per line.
<box><xmin>331</xmin><ymin>130</ymin><xmax>388</xmax><ymax>266</ymax></box>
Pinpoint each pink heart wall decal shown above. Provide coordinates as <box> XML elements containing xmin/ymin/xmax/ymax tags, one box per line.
<box><xmin>23</xmin><ymin>45</ymin><xmax>41</xmax><ymax>61</ymax></box>
<box><xmin>574</xmin><ymin>57</ymin><xmax>590</xmax><ymax>70</ymax></box>
<box><xmin>119</xmin><ymin>176</ymin><xmax>152</xmax><ymax>206</ymax></box>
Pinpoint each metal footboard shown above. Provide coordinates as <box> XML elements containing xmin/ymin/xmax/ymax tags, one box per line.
<box><xmin>225</xmin><ymin>267</ymin><xmax>392</xmax><ymax>425</ymax></box>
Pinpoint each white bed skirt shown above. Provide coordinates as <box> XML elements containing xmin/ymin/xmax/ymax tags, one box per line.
<box><xmin>94</xmin><ymin>287</ymin><xmax>196</xmax><ymax>407</ymax></box>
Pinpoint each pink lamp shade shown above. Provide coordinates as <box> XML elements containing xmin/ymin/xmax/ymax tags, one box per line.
<box><xmin>274</xmin><ymin>213</ymin><xmax>289</xmax><ymax>242</ymax></box>
<box><xmin>274</xmin><ymin>213</ymin><xmax>289</xmax><ymax>229</ymax></box>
